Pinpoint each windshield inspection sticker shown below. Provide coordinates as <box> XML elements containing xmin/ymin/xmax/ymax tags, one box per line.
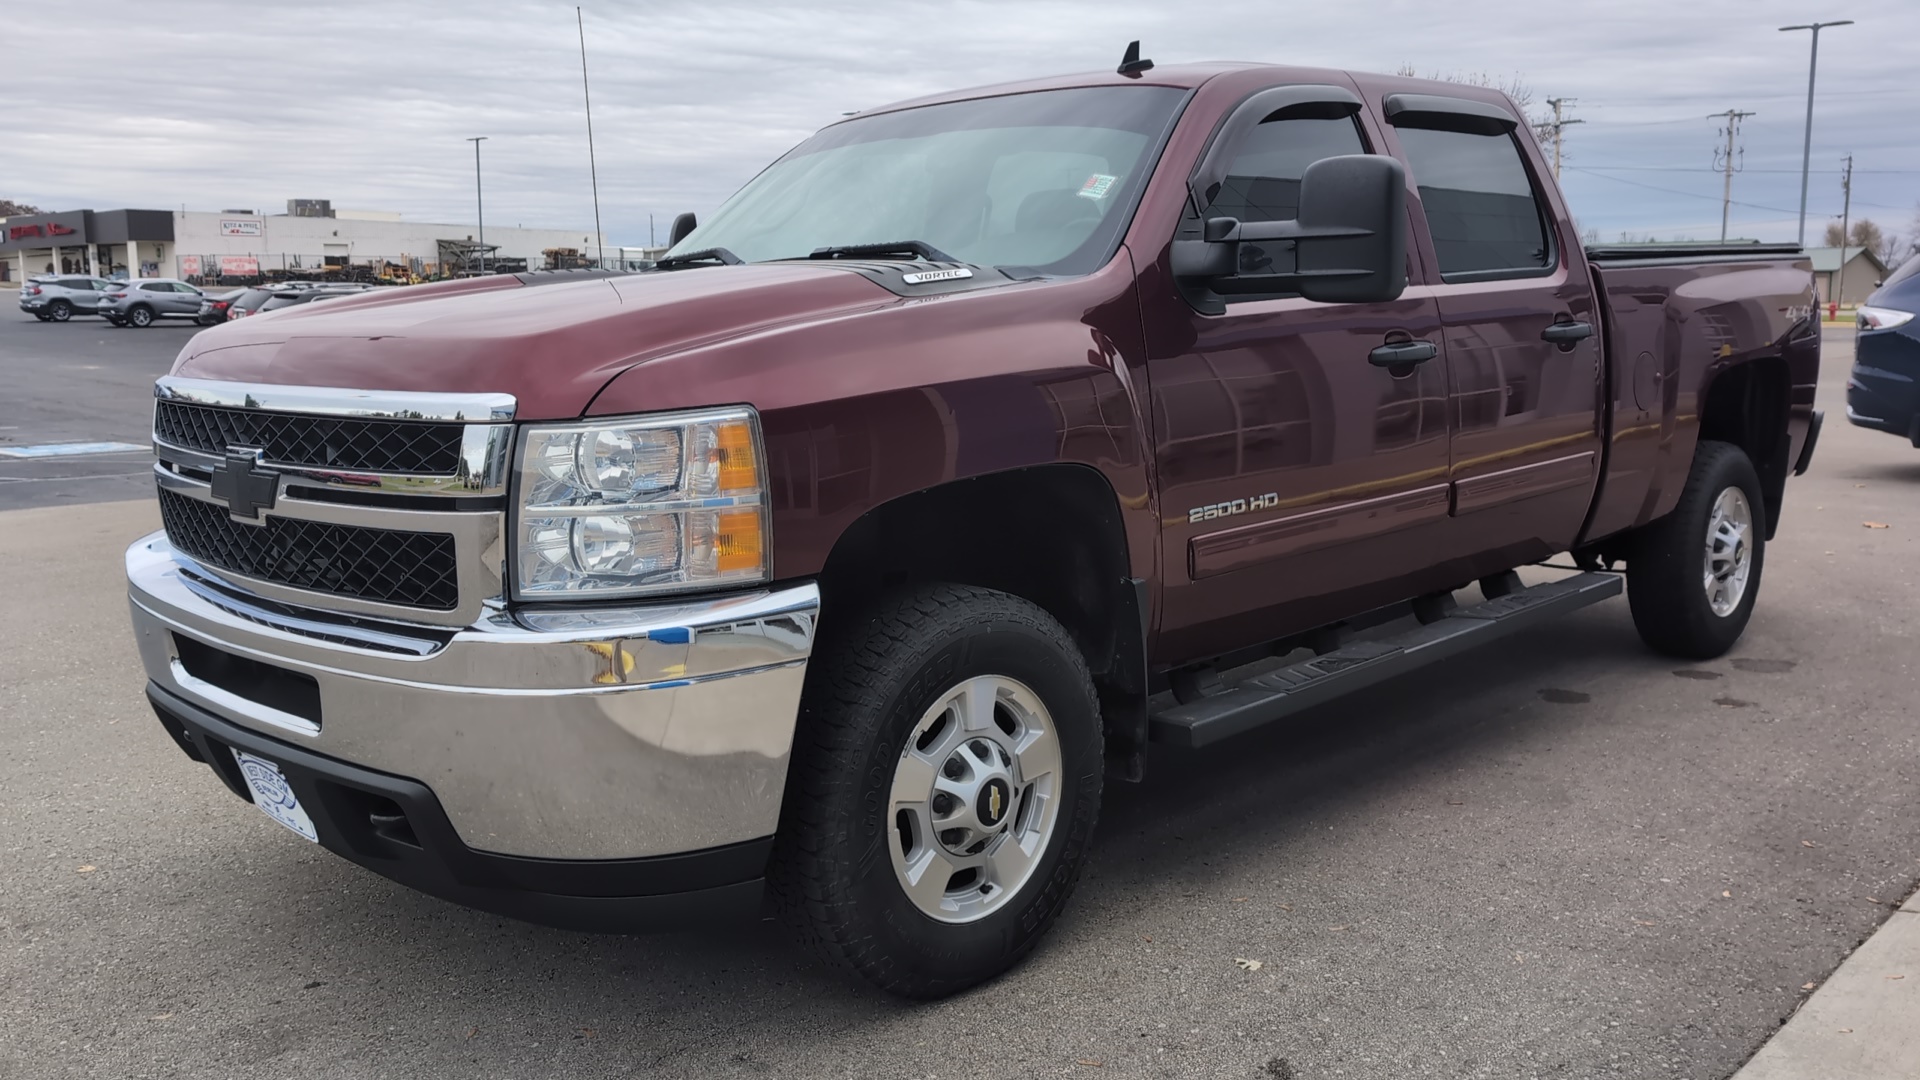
<box><xmin>1077</xmin><ymin>173</ymin><xmax>1118</xmax><ymax>201</ymax></box>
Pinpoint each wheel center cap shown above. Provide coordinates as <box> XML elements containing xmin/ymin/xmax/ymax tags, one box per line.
<box><xmin>977</xmin><ymin>778</ymin><xmax>1011</xmax><ymax>829</ymax></box>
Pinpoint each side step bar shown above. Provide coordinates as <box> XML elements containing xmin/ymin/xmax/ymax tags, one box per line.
<box><xmin>1148</xmin><ymin>572</ymin><xmax>1623</xmax><ymax>749</ymax></box>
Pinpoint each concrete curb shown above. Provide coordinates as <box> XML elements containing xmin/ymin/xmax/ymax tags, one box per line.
<box><xmin>1730</xmin><ymin>891</ymin><xmax>1920</xmax><ymax>1079</ymax></box>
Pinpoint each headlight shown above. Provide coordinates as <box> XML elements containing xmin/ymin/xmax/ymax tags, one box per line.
<box><xmin>1858</xmin><ymin>305</ymin><xmax>1914</xmax><ymax>332</ymax></box>
<box><xmin>513</xmin><ymin>407</ymin><xmax>768</xmax><ymax>599</ymax></box>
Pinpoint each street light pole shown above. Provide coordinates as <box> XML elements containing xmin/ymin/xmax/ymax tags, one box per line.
<box><xmin>466</xmin><ymin>136</ymin><xmax>488</xmax><ymax>274</ymax></box>
<box><xmin>1780</xmin><ymin>20</ymin><xmax>1854</xmax><ymax>247</ymax></box>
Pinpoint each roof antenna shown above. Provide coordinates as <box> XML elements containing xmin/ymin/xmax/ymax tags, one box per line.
<box><xmin>1117</xmin><ymin>40</ymin><xmax>1153</xmax><ymax>77</ymax></box>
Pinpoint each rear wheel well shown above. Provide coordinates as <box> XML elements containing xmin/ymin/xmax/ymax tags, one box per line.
<box><xmin>813</xmin><ymin>465</ymin><xmax>1148</xmax><ymax>775</ymax></box>
<box><xmin>1698</xmin><ymin>357</ymin><xmax>1791</xmax><ymax>537</ymax></box>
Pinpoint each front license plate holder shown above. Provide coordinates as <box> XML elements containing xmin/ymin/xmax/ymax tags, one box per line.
<box><xmin>232</xmin><ymin>749</ymin><xmax>319</xmax><ymax>843</ymax></box>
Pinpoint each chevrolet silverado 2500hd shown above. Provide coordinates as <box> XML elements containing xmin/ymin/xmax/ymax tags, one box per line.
<box><xmin>126</xmin><ymin>57</ymin><xmax>1821</xmax><ymax>999</ymax></box>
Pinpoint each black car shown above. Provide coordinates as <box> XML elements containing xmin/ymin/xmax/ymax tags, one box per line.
<box><xmin>1847</xmin><ymin>253</ymin><xmax>1920</xmax><ymax>445</ymax></box>
<box><xmin>253</xmin><ymin>284</ymin><xmax>376</xmax><ymax>315</ymax></box>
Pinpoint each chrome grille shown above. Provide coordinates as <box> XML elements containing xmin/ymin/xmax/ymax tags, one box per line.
<box><xmin>157</xmin><ymin>487</ymin><xmax>460</xmax><ymax>610</ymax></box>
<box><xmin>154</xmin><ymin>400</ymin><xmax>465</xmax><ymax>474</ymax></box>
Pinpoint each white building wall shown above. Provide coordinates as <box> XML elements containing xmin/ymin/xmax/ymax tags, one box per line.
<box><xmin>171</xmin><ymin>211</ymin><xmax>609</xmax><ymax>270</ymax></box>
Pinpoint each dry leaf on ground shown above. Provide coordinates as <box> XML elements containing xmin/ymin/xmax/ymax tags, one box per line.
<box><xmin>1076</xmin><ymin>1059</ymin><xmax>1103</xmax><ymax>1067</ymax></box>
<box><xmin>1802</xmin><ymin>840</ymin><xmax>1816</xmax><ymax>848</ymax></box>
<box><xmin>1802</xmin><ymin>982</ymin><xmax>1817</xmax><ymax>990</ymax></box>
<box><xmin>1864</xmin><ymin>522</ymin><xmax>1890</xmax><ymax>529</ymax></box>
<box><xmin>1722</xmin><ymin>890</ymin><xmax>1733</xmax><ymax>898</ymax></box>
<box><xmin>76</xmin><ymin>865</ymin><xmax>96</xmax><ymax>874</ymax></box>
<box><xmin>1234</xmin><ymin>958</ymin><xmax>1264</xmax><ymax>971</ymax></box>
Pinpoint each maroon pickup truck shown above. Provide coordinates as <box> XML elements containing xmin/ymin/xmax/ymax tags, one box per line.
<box><xmin>126</xmin><ymin>56</ymin><xmax>1821</xmax><ymax>998</ymax></box>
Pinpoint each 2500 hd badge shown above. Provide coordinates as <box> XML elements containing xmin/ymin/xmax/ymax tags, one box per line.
<box><xmin>1188</xmin><ymin>492</ymin><xmax>1280</xmax><ymax>523</ymax></box>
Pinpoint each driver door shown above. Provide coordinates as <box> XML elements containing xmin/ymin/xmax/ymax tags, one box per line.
<box><xmin>1142</xmin><ymin>84</ymin><xmax>1453</xmax><ymax>663</ymax></box>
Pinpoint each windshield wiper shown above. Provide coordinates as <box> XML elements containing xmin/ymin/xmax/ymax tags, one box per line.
<box><xmin>808</xmin><ymin>240</ymin><xmax>957</xmax><ymax>263</ymax></box>
<box><xmin>655</xmin><ymin>247</ymin><xmax>744</xmax><ymax>270</ymax></box>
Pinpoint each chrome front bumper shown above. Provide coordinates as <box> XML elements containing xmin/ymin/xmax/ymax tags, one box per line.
<box><xmin>126</xmin><ymin>531</ymin><xmax>818</xmax><ymax>860</ymax></box>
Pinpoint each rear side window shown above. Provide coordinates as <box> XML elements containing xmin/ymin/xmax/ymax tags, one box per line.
<box><xmin>259</xmin><ymin>295</ymin><xmax>306</xmax><ymax>311</ymax></box>
<box><xmin>1397</xmin><ymin>126</ymin><xmax>1551</xmax><ymax>278</ymax></box>
<box><xmin>58</xmin><ymin>278</ymin><xmax>94</xmax><ymax>290</ymax></box>
<box><xmin>1204</xmin><ymin>115</ymin><xmax>1370</xmax><ymax>302</ymax></box>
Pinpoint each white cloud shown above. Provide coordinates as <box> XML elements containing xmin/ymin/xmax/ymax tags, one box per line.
<box><xmin>5</xmin><ymin>0</ymin><xmax>1915</xmax><ymax>244</ymax></box>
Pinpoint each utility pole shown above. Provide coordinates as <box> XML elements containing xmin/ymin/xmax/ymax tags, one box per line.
<box><xmin>1780</xmin><ymin>21</ymin><xmax>1854</xmax><ymax>246</ymax></box>
<box><xmin>1834</xmin><ymin>154</ymin><xmax>1854</xmax><ymax>311</ymax></box>
<box><xmin>1709</xmin><ymin>109</ymin><xmax>1756</xmax><ymax>243</ymax></box>
<box><xmin>1540</xmin><ymin>97</ymin><xmax>1583</xmax><ymax>179</ymax></box>
<box><xmin>466</xmin><ymin>136</ymin><xmax>488</xmax><ymax>274</ymax></box>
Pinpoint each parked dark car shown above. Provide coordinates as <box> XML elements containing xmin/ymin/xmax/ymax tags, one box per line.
<box><xmin>222</xmin><ymin>287</ymin><xmax>280</xmax><ymax>320</ymax></box>
<box><xmin>252</xmin><ymin>283</ymin><xmax>377</xmax><ymax>315</ymax></box>
<box><xmin>1847</xmin><ymin>252</ymin><xmax>1920</xmax><ymax>445</ymax></box>
<box><xmin>18</xmin><ymin>275</ymin><xmax>122</xmax><ymax>321</ymax></box>
<box><xmin>195</xmin><ymin>289</ymin><xmax>248</xmax><ymax>326</ymax></box>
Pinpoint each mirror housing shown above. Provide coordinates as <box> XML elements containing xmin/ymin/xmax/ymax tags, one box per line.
<box><xmin>669</xmin><ymin>212</ymin><xmax>698</xmax><ymax>246</ymax></box>
<box><xmin>1172</xmin><ymin>154</ymin><xmax>1408</xmax><ymax>306</ymax></box>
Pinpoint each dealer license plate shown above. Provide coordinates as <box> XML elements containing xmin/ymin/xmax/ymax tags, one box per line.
<box><xmin>231</xmin><ymin>750</ymin><xmax>319</xmax><ymax>843</ymax></box>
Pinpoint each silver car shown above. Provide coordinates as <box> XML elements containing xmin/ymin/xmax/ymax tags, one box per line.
<box><xmin>97</xmin><ymin>279</ymin><xmax>208</xmax><ymax>328</ymax></box>
<box><xmin>17</xmin><ymin>275</ymin><xmax>124</xmax><ymax>322</ymax></box>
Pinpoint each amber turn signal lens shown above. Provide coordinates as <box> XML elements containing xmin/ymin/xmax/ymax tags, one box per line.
<box><xmin>715</xmin><ymin>420</ymin><xmax>759</xmax><ymax>493</ymax></box>
<box><xmin>714</xmin><ymin>509</ymin><xmax>764</xmax><ymax>573</ymax></box>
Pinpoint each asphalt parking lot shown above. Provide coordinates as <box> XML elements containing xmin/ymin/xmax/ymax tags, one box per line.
<box><xmin>1</xmin><ymin>311</ymin><xmax>1915</xmax><ymax>1080</ymax></box>
<box><xmin>0</xmin><ymin>308</ymin><xmax>201</xmax><ymax>510</ymax></box>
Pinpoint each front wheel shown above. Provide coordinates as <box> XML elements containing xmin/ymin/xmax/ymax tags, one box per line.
<box><xmin>770</xmin><ymin>584</ymin><xmax>1102</xmax><ymax>998</ymax></box>
<box><xmin>1627</xmin><ymin>440</ymin><xmax>1765</xmax><ymax>658</ymax></box>
<box><xmin>127</xmin><ymin>305</ymin><xmax>155</xmax><ymax>327</ymax></box>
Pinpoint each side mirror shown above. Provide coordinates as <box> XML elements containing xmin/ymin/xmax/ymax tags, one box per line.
<box><xmin>669</xmin><ymin>212</ymin><xmax>698</xmax><ymax>246</ymax></box>
<box><xmin>1172</xmin><ymin>154</ymin><xmax>1408</xmax><ymax>305</ymax></box>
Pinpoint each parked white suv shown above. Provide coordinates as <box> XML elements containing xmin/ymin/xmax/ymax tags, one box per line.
<box><xmin>18</xmin><ymin>275</ymin><xmax>124</xmax><ymax>322</ymax></box>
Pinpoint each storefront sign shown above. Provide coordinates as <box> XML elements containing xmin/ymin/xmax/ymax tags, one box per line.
<box><xmin>177</xmin><ymin>255</ymin><xmax>203</xmax><ymax>277</ymax></box>
<box><xmin>8</xmin><ymin>223</ymin><xmax>76</xmax><ymax>240</ymax></box>
<box><xmin>219</xmin><ymin>255</ymin><xmax>260</xmax><ymax>276</ymax></box>
<box><xmin>220</xmin><ymin>219</ymin><xmax>263</xmax><ymax>237</ymax></box>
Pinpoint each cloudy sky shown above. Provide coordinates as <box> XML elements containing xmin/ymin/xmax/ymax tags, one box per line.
<box><xmin>6</xmin><ymin>0</ymin><xmax>1916</xmax><ymax>249</ymax></box>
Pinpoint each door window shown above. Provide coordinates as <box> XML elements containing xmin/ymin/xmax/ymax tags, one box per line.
<box><xmin>1204</xmin><ymin>116</ymin><xmax>1369</xmax><ymax>300</ymax></box>
<box><xmin>1395</xmin><ymin>126</ymin><xmax>1552</xmax><ymax>279</ymax></box>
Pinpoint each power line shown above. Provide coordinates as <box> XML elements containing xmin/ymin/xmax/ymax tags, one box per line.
<box><xmin>1564</xmin><ymin>166</ymin><xmax>1806</xmax><ymax>216</ymax></box>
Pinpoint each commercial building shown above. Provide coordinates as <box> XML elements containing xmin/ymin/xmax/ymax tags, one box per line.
<box><xmin>1807</xmin><ymin>246</ymin><xmax>1889</xmax><ymax>308</ymax></box>
<box><xmin>2</xmin><ymin>202</ymin><xmax>614</xmax><ymax>284</ymax></box>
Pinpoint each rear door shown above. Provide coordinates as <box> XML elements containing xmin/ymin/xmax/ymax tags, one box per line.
<box><xmin>1376</xmin><ymin>92</ymin><xmax>1603</xmax><ymax>561</ymax></box>
<box><xmin>1143</xmin><ymin>81</ymin><xmax>1453</xmax><ymax>662</ymax></box>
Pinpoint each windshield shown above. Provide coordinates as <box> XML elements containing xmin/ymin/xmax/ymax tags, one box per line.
<box><xmin>669</xmin><ymin>85</ymin><xmax>1187</xmax><ymax>276</ymax></box>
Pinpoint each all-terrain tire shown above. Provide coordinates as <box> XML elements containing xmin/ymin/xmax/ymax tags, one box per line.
<box><xmin>1627</xmin><ymin>440</ymin><xmax>1766</xmax><ymax>659</ymax></box>
<box><xmin>769</xmin><ymin>584</ymin><xmax>1103</xmax><ymax>998</ymax></box>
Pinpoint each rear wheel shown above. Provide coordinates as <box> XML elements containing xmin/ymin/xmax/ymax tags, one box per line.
<box><xmin>48</xmin><ymin>299</ymin><xmax>72</xmax><ymax>322</ymax></box>
<box><xmin>770</xmin><ymin>584</ymin><xmax>1102</xmax><ymax>998</ymax></box>
<box><xmin>1627</xmin><ymin>440</ymin><xmax>1765</xmax><ymax>658</ymax></box>
<box><xmin>127</xmin><ymin>305</ymin><xmax>155</xmax><ymax>327</ymax></box>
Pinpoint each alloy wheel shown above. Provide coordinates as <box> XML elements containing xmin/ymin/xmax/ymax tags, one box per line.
<box><xmin>1703</xmin><ymin>485</ymin><xmax>1753</xmax><ymax>617</ymax></box>
<box><xmin>887</xmin><ymin>674</ymin><xmax>1063</xmax><ymax>923</ymax></box>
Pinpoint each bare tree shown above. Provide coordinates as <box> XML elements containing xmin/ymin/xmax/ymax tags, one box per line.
<box><xmin>1824</xmin><ymin>218</ymin><xmax>1900</xmax><ymax>265</ymax></box>
<box><xmin>1395</xmin><ymin>65</ymin><xmax>1536</xmax><ymax>112</ymax></box>
<box><xmin>0</xmin><ymin>198</ymin><xmax>43</xmax><ymax>217</ymax></box>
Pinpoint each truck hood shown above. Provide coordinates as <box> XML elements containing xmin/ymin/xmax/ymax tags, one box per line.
<box><xmin>170</xmin><ymin>266</ymin><xmax>899</xmax><ymax>419</ymax></box>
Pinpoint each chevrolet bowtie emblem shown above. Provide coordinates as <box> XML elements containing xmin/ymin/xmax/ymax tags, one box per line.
<box><xmin>209</xmin><ymin>450</ymin><xmax>279</xmax><ymax>522</ymax></box>
<box><xmin>990</xmin><ymin>785</ymin><xmax>1002</xmax><ymax>822</ymax></box>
